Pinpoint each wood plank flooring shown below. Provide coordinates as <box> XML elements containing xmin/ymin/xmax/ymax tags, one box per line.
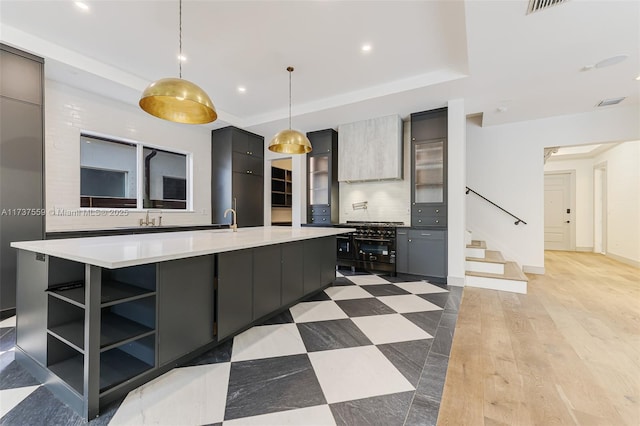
<box><xmin>438</xmin><ymin>251</ymin><xmax>640</xmax><ymax>426</ymax></box>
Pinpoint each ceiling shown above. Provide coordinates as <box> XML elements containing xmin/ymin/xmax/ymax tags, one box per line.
<box><xmin>1</xmin><ymin>0</ymin><xmax>638</xmax><ymax>139</ymax></box>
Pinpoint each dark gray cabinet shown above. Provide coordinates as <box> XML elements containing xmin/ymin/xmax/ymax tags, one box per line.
<box><xmin>252</xmin><ymin>245</ymin><xmax>281</xmax><ymax>321</ymax></box>
<box><xmin>304</xmin><ymin>237</ymin><xmax>336</xmax><ymax>293</ymax></box>
<box><xmin>396</xmin><ymin>229</ymin><xmax>446</xmax><ymax>279</ymax></box>
<box><xmin>217</xmin><ymin>249</ymin><xmax>253</xmax><ymax>339</ymax></box>
<box><xmin>1</xmin><ymin>44</ymin><xmax>44</xmax><ymax>316</ymax></box>
<box><xmin>281</xmin><ymin>241</ymin><xmax>304</xmax><ymax>305</ymax></box>
<box><xmin>158</xmin><ymin>256</ymin><xmax>214</xmax><ymax>366</ymax></box>
<box><xmin>212</xmin><ymin>126</ymin><xmax>264</xmax><ymax>228</ymax></box>
<box><xmin>307</xmin><ymin>129</ymin><xmax>339</xmax><ymax>225</ymax></box>
<box><xmin>410</xmin><ymin>108</ymin><xmax>447</xmax><ymax>228</ymax></box>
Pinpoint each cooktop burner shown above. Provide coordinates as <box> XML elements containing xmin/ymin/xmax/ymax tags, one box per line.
<box><xmin>343</xmin><ymin>221</ymin><xmax>404</xmax><ymax>228</ymax></box>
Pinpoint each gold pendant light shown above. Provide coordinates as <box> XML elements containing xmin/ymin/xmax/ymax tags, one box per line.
<box><xmin>139</xmin><ymin>0</ymin><xmax>216</xmax><ymax>124</ymax></box>
<box><xmin>268</xmin><ymin>67</ymin><xmax>312</xmax><ymax>154</ymax></box>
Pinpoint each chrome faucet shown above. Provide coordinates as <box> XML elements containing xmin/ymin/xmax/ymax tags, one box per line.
<box><xmin>224</xmin><ymin>208</ymin><xmax>237</xmax><ymax>232</ymax></box>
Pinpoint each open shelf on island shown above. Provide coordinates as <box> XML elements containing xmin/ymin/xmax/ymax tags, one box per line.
<box><xmin>99</xmin><ymin>336</ymin><xmax>155</xmax><ymax>393</ymax></box>
<box><xmin>49</xmin><ymin>353</ymin><xmax>84</xmax><ymax>395</ymax></box>
<box><xmin>100</xmin><ymin>312</ymin><xmax>154</xmax><ymax>351</ymax></box>
<box><xmin>48</xmin><ymin>322</ymin><xmax>84</xmax><ymax>352</ymax></box>
<box><xmin>101</xmin><ymin>281</ymin><xmax>156</xmax><ymax>307</ymax></box>
<box><xmin>47</xmin><ymin>282</ymin><xmax>85</xmax><ymax>307</ymax></box>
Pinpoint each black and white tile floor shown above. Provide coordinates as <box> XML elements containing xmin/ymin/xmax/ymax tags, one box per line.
<box><xmin>0</xmin><ymin>270</ymin><xmax>462</xmax><ymax>426</ymax></box>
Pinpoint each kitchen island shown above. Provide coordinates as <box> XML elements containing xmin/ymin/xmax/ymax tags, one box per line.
<box><xmin>11</xmin><ymin>226</ymin><xmax>353</xmax><ymax>420</ymax></box>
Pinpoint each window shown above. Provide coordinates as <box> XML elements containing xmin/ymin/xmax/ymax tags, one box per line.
<box><xmin>80</xmin><ymin>134</ymin><xmax>190</xmax><ymax>209</ymax></box>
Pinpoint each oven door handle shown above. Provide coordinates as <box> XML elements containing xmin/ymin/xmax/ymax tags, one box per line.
<box><xmin>353</xmin><ymin>237</ymin><xmax>392</xmax><ymax>243</ymax></box>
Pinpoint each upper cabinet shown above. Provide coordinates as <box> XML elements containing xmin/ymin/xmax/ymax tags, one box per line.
<box><xmin>410</xmin><ymin>108</ymin><xmax>447</xmax><ymax>228</ymax></box>
<box><xmin>211</xmin><ymin>126</ymin><xmax>264</xmax><ymax>227</ymax></box>
<box><xmin>307</xmin><ymin>129</ymin><xmax>339</xmax><ymax>225</ymax></box>
<box><xmin>338</xmin><ymin>115</ymin><xmax>403</xmax><ymax>182</ymax></box>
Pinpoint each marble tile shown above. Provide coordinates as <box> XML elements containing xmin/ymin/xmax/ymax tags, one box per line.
<box><xmin>324</xmin><ymin>286</ymin><xmax>373</xmax><ymax>301</ymax></box>
<box><xmin>0</xmin><ymin>327</ymin><xmax>13</xmax><ymax>340</ymax></box>
<box><xmin>0</xmin><ymin>359</ymin><xmax>40</xmax><ymax>390</ymax></box>
<box><xmin>402</xmin><ymin>311</ymin><xmax>444</xmax><ymax>336</ymax></box>
<box><xmin>438</xmin><ymin>311</ymin><xmax>459</xmax><ymax>330</ymax></box>
<box><xmin>225</xmin><ymin>354</ymin><xmax>325</xmax><ymax>421</ymax></box>
<box><xmin>378</xmin><ymin>295</ymin><xmax>443</xmax><ymax>314</ymax></box>
<box><xmin>110</xmin><ymin>363</ymin><xmax>230</xmax><ymax>425</ymax></box>
<box><xmin>183</xmin><ymin>339</ymin><xmax>233</xmax><ymax>366</ymax></box>
<box><xmin>331</xmin><ymin>277</ymin><xmax>356</xmax><ymax>287</ymax></box>
<box><xmin>0</xmin><ymin>328</ymin><xmax>16</xmax><ymax>352</ymax></box>
<box><xmin>0</xmin><ymin>316</ymin><xmax>16</xmax><ymax>328</ymax></box>
<box><xmin>430</xmin><ymin>325</ymin><xmax>455</xmax><ymax>357</ymax></box>
<box><xmin>0</xmin><ymin>385</ymin><xmax>86</xmax><ymax>426</ymax></box>
<box><xmin>302</xmin><ymin>291</ymin><xmax>331</xmax><ymax>302</ymax></box>
<box><xmin>260</xmin><ymin>309</ymin><xmax>294</xmax><ymax>325</ymax></box>
<box><xmin>231</xmin><ymin>324</ymin><xmax>306</xmax><ymax>362</ymax></box>
<box><xmin>0</xmin><ymin>385</ymin><xmax>39</xmax><ymax>418</ymax></box>
<box><xmin>418</xmin><ymin>292</ymin><xmax>449</xmax><ymax>309</ymax></box>
<box><xmin>344</xmin><ymin>275</ymin><xmax>390</xmax><ymax>286</ymax></box>
<box><xmin>308</xmin><ymin>346</ymin><xmax>414</xmax><ymax>404</ymax></box>
<box><xmin>334</xmin><ymin>298</ymin><xmax>396</xmax><ymax>317</ymax></box>
<box><xmin>336</xmin><ymin>271</ymin><xmax>344</xmax><ymax>278</ymax></box>
<box><xmin>415</xmin><ymin>353</ymin><xmax>449</xmax><ymax>402</ymax></box>
<box><xmin>0</xmin><ymin>350</ymin><xmax>16</xmax><ymax>374</ymax></box>
<box><xmin>224</xmin><ymin>404</ymin><xmax>335</xmax><ymax>426</ymax></box>
<box><xmin>393</xmin><ymin>281</ymin><xmax>449</xmax><ymax>295</ymax></box>
<box><xmin>404</xmin><ymin>393</ymin><xmax>441</xmax><ymax>426</ymax></box>
<box><xmin>445</xmin><ymin>286</ymin><xmax>463</xmax><ymax>311</ymax></box>
<box><xmin>351</xmin><ymin>314</ymin><xmax>432</xmax><ymax>345</ymax></box>
<box><xmin>297</xmin><ymin>319</ymin><xmax>372</xmax><ymax>352</ymax></box>
<box><xmin>377</xmin><ymin>339</ymin><xmax>432</xmax><ymax>387</ymax></box>
<box><xmin>290</xmin><ymin>301</ymin><xmax>348</xmax><ymax>323</ymax></box>
<box><xmin>330</xmin><ymin>391</ymin><xmax>414</xmax><ymax>426</ymax></box>
<box><xmin>360</xmin><ymin>284</ymin><xmax>410</xmax><ymax>297</ymax></box>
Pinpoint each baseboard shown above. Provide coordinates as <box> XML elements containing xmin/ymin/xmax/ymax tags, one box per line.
<box><xmin>606</xmin><ymin>252</ymin><xmax>640</xmax><ymax>268</ymax></box>
<box><xmin>447</xmin><ymin>275</ymin><xmax>466</xmax><ymax>287</ymax></box>
<box><xmin>522</xmin><ymin>265</ymin><xmax>545</xmax><ymax>275</ymax></box>
<box><xmin>576</xmin><ymin>246</ymin><xmax>593</xmax><ymax>252</ymax></box>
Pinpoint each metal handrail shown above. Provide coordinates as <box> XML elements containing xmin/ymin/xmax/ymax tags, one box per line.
<box><xmin>465</xmin><ymin>186</ymin><xmax>527</xmax><ymax>225</ymax></box>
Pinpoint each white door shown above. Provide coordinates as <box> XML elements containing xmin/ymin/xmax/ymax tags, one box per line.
<box><xmin>544</xmin><ymin>173</ymin><xmax>572</xmax><ymax>250</ymax></box>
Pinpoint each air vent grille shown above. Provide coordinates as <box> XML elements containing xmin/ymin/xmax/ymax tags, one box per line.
<box><xmin>597</xmin><ymin>97</ymin><xmax>625</xmax><ymax>107</ymax></box>
<box><xmin>527</xmin><ymin>0</ymin><xmax>569</xmax><ymax>14</ymax></box>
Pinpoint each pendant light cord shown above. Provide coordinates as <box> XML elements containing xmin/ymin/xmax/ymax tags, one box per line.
<box><xmin>179</xmin><ymin>0</ymin><xmax>182</xmax><ymax>79</ymax></box>
<box><xmin>288</xmin><ymin>68</ymin><xmax>292</xmax><ymax>130</ymax></box>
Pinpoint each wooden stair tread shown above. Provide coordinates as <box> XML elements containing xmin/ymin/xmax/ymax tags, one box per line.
<box><xmin>466</xmin><ymin>250</ymin><xmax>506</xmax><ymax>264</ymax></box>
<box><xmin>466</xmin><ymin>240</ymin><xmax>486</xmax><ymax>249</ymax></box>
<box><xmin>466</xmin><ymin>261</ymin><xmax>528</xmax><ymax>282</ymax></box>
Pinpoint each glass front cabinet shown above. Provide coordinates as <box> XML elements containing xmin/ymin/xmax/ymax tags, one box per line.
<box><xmin>410</xmin><ymin>108</ymin><xmax>447</xmax><ymax>228</ymax></box>
<box><xmin>307</xmin><ymin>129</ymin><xmax>339</xmax><ymax>225</ymax></box>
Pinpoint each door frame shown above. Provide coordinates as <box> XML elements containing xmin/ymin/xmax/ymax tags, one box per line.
<box><xmin>544</xmin><ymin>170</ymin><xmax>576</xmax><ymax>251</ymax></box>
<box><xmin>593</xmin><ymin>161</ymin><xmax>607</xmax><ymax>254</ymax></box>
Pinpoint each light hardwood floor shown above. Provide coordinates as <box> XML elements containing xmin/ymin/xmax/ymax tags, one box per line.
<box><xmin>437</xmin><ymin>251</ymin><xmax>640</xmax><ymax>426</ymax></box>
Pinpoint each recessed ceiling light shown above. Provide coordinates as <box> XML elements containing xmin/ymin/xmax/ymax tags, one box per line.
<box><xmin>594</xmin><ymin>54</ymin><xmax>628</xmax><ymax>69</ymax></box>
<box><xmin>74</xmin><ymin>1</ymin><xmax>89</xmax><ymax>11</ymax></box>
<box><xmin>237</xmin><ymin>86</ymin><xmax>246</xmax><ymax>93</ymax></box>
<box><xmin>497</xmin><ymin>106</ymin><xmax>508</xmax><ymax>113</ymax></box>
<box><xmin>635</xmin><ymin>75</ymin><xmax>640</xmax><ymax>81</ymax></box>
<box><xmin>361</xmin><ymin>44</ymin><xmax>372</xmax><ymax>52</ymax></box>
<box><xmin>177</xmin><ymin>54</ymin><xmax>187</xmax><ymax>62</ymax></box>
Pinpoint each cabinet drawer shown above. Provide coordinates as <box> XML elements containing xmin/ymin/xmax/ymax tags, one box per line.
<box><xmin>412</xmin><ymin>205</ymin><xmax>446</xmax><ymax>217</ymax></box>
<box><xmin>232</xmin><ymin>152</ymin><xmax>263</xmax><ymax>176</ymax></box>
<box><xmin>408</xmin><ymin>229</ymin><xmax>446</xmax><ymax>240</ymax></box>
<box><xmin>413</xmin><ymin>216</ymin><xmax>446</xmax><ymax>227</ymax></box>
<box><xmin>309</xmin><ymin>214</ymin><xmax>331</xmax><ymax>224</ymax></box>
<box><xmin>309</xmin><ymin>206</ymin><xmax>331</xmax><ymax>215</ymax></box>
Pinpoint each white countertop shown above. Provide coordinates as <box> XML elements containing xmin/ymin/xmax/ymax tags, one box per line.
<box><xmin>11</xmin><ymin>226</ymin><xmax>355</xmax><ymax>269</ymax></box>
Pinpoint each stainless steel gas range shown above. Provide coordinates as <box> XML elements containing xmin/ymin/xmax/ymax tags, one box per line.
<box><xmin>335</xmin><ymin>221</ymin><xmax>404</xmax><ymax>275</ymax></box>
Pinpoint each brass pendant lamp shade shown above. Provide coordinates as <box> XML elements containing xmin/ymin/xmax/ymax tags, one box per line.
<box><xmin>139</xmin><ymin>0</ymin><xmax>216</xmax><ymax>124</ymax></box>
<box><xmin>268</xmin><ymin>67</ymin><xmax>312</xmax><ymax>154</ymax></box>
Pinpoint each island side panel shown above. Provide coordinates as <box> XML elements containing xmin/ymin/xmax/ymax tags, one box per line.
<box><xmin>252</xmin><ymin>245</ymin><xmax>282</xmax><ymax>321</ymax></box>
<box><xmin>281</xmin><ymin>241</ymin><xmax>304</xmax><ymax>306</ymax></box>
<box><xmin>84</xmin><ymin>264</ymin><xmax>101</xmax><ymax>420</ymax></box>
<box><xmin>216</xmin><ymin>249</ymin><xmax>253</xmax><ymax>340</ymax></box>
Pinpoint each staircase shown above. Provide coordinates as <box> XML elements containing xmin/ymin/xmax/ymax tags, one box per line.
<box><xmin>464</xmin><ymin>237</ymin><xmax>528</xmax><ymax>294</ymax></box>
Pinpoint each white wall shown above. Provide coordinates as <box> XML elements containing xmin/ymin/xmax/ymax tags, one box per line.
<box><xmin>544</xmin><ymin>158</ymin><xmax>594</xmax><ymax>250</ymax></box>
<box><xmin>338</xmin><ymin>121</ymin><xmax>411</xmax><ymax>224</ymax></box>
<box><xmin>466</xmin><ymin>105</ymin><xmax>640</xmax><ymax>271</ymax></box>
<box><xmin>447</xmin><ymin>99</ymin><xmax>466</xmax><ymax>286</ymax></box>
<box><xmin>45</xmin><ymin>80</ymin><xmax>212</xmax><ymax>231</ymax></box>
<box><xmin>594</xmin><ymin>141</ymin><xmax>640</xmax><ymax>265</ymax></box>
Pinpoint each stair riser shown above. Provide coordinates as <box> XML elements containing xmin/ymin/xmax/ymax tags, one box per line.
<box><xmin>466</xmin><ymin>247</ymin><xmax>485</xmax><ymax>258</ymax></box>
<box><xmin>465</xmin><ymin>260</ymin><xmax>505</xmax><ymax>275</ymax></box>
<box><xmin>465</xmin><ymin>275</ymin><xmax>527</xmax><ymax>294</ymax></box>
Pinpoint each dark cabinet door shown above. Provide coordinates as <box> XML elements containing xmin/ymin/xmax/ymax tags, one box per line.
<box><xmin>319</xmin><ymin>236</ymin><xmax>337</xmax><ymax>286</ymax></box>
<box><xmin>307</xmin><ymin>129</ymin><xmax>339</xmax><ymax>224</ymax></box>
<box><xmin>253</xmin><ymin>245</ymin><xmax>281</xmax><ymax>321</ymax></box>
<box><xmin>303</xmin><ymin>239</ymin><xmax>322</xmax><ymax>294</ymax></box>
<box><xmin>282</xmin><ymin>241</ymin><xmax>304</xmax><ymax>305</ymax></box>
<box><xmin>232</xmin><ymin>152</ymin><xmax>263</xmax><ymax>176</ymax></box>
<box><xmin>395</xmin><ymin>229</ymin><xmax>409</xmax><ymax>274</ymax></box>
<box><xmin>247</xmin><ymin>135</ymin><xmax>264</xmax><ymax>158</ymax></box>
<box><xmin>407</xmin><ymin>230</ymin><xmax>446</xmax><ymax>278</ymax></box>
<box><xmin>232</xmin><ymin>172</ymin><xmax>264</xmax><ymax>227</ymax></box>
<box><xmin>217</xmin><ymin>249</ymin><xmax>253</xmax><ymax>339</ymax></box>
<box><xmin>158</xmin><ymin>255</ymin><xmax>215</xmax><ymax>365</ymax></box>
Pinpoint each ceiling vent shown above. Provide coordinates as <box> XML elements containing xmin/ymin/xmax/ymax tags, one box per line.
<box><xmin>597</xmin><ymin>97</ymin><xmax>626</xmax><ymax>107</ymax></box>
<box><xmin>527</xmin><ymin>0</ymin><xmax>569</xmax><ymax>14</ymax></box>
